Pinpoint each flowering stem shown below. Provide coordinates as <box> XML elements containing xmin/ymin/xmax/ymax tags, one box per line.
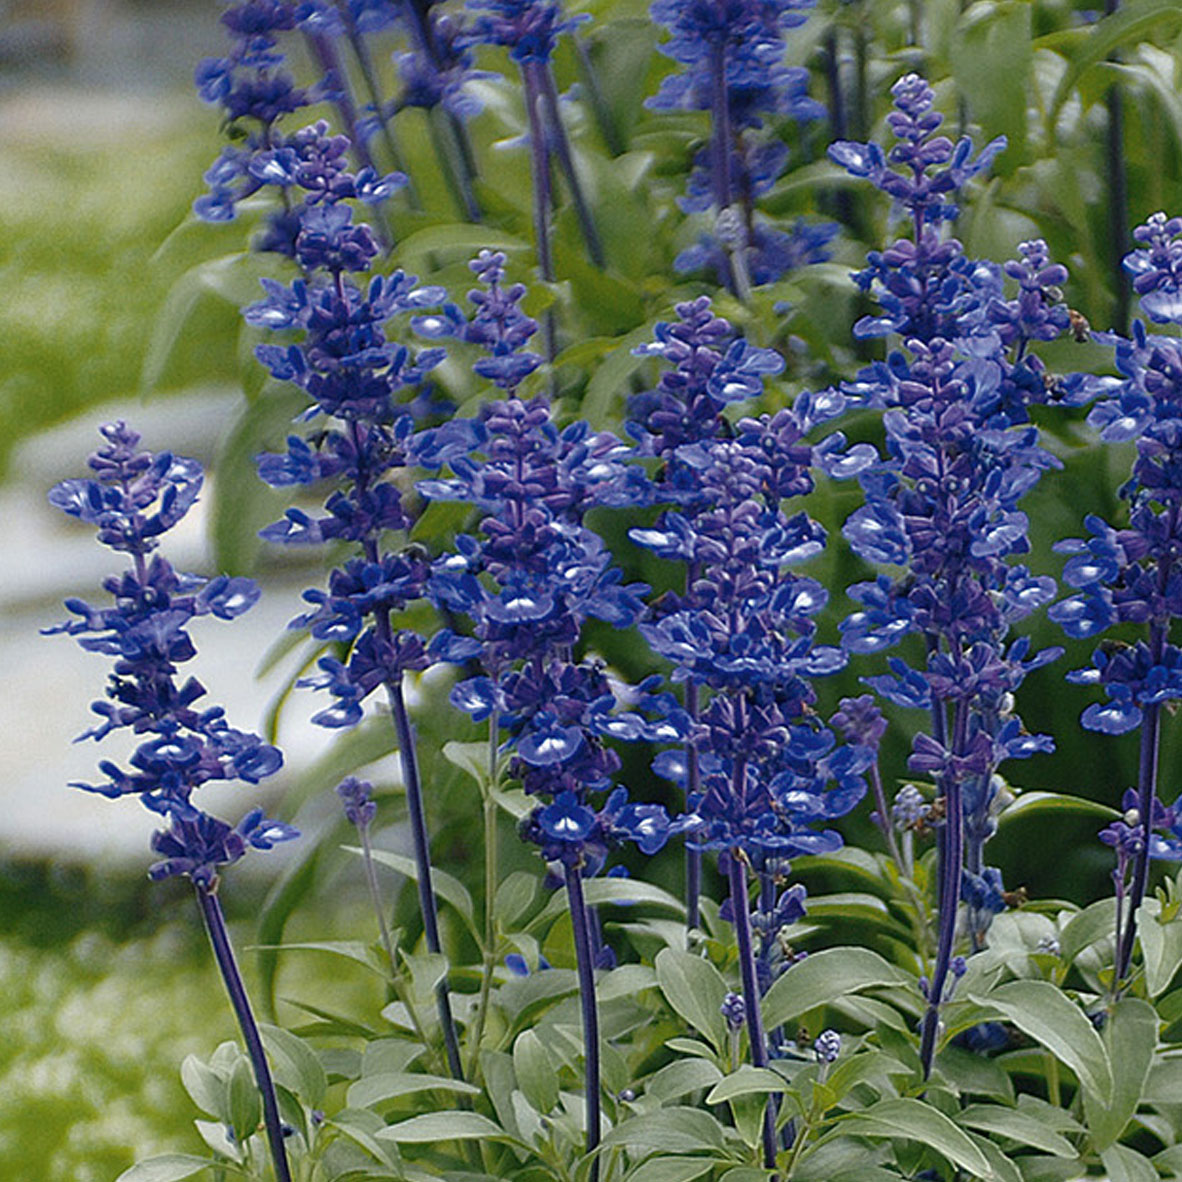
<box><xmin>394</xmin><ymin>0</ymin><xmax>481</xmax><ymax>220</ymax></box>
<box><xmin>728</xmin><ymin>849</ymin><xmax>778</xmax><ymax>1171</ymax></box>
<box><xmin>684</xmin><ymin>679</ymin><xmax>702</xmax><ymax>940</ymax></box>
<box><xmin>1116</xmin><ymin>688</ymin><xmax>1162</xmax><ymax>987</ymax></box>
<box><xmin>194</xmin><ymin>882</ymin><xmax>293</xmax><ymax>1182</ymax></box>
<box><xmin>303</xmin><ymin>32</ymin><xmax>395</xmax><ymax>247</ymax></box>
<box><xmin>539</xmin><ymin>66</ymin><xmax>605</xmax><ymax>267</ymax></box>
<box><xmin>333</xmin><ymin>5</ymin><xmax>420</xmax><ymax>210</ymax></box>
<box><xmin>1116</xmin><ymin>497</ymin><xmax>1175</xmax><ymax>987</ymax></box>
<box><xmin>1105</xmin><ymin>0</ymin><xmax>1130</xmax><ymax>331</ymax></box>
<box><xmin>358</xmin><ymin>824</ymin><xmax>400</xmax><ymax>978</ymax></box>
<box><xmin>572</xmin><ymin>33</ymin><xmax>623</xmax><ymax>156</ymax></box>
<box><xmin>564</xmin><ymin>860</ymin><xmax>602</xmax><ymax>1182</ymax></box>
<box><xmin>919</xmin><ymin>698</ymin><xmax>968</xmax><ymax>1079</ymax></box>
<box><xmin>466</xmin><ymin>712</ymin><xmax>501</xmax><ymax>1078</ymax></box>
<box><xmin>385</xmin><ymin>680</ymin><xmax>466</xmax><ymax>1082</ymax></box>
<box><xmin>868</xmin><ymin>760</ymin><xmax>904</xmax><ymax>870</ymax></box>
<box><xmin>521</xmin><ymin>61</ymin><xmax>558</xmax><ymax>368</ymax></box>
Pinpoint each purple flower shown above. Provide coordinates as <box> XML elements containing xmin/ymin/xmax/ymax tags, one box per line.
<box><xmin>49</xmin><ymin>425</ymin><xmax>292</xmax><ymax>875</ymax></box>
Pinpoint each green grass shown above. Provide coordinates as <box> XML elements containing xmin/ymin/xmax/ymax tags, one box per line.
<box><xmin>0</xmin><ymin>101</ymin><xmax>244</xmax><ymax>476</ymax></box>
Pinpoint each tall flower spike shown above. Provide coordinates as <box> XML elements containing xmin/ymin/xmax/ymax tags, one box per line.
<box><xmin>48</xmin><ymin>423</ymin><xmax>296</xmax><ymax>1182</ymax></box>
<box><xmin>828</xmin><ymin>73</ymin><xmax>1006</xmax><ymax>343</ymax></box>
<box><xmin>1050</xmin><ymin>212</ymin><xmax>1182</xmax><ymax>988</ymax></box>
<box><xmin>417</xmin><ymin>261</ymin><xmax>681</xmax><ymax>1181</ymax></box>
<box><xmin>647</xmin><ymin>0</ymin><xmax>833</xmax><ymax>290</ymax></box>
<box><xmin>629</xmin><ymin>309</ymin><xmax>873</xmax><ymax>1168</ymax></box>
<box><xmin>237</xmin><ymin>99</ymin><xmax>469</xmax><ymax>1079</ymax></box>
<box><xmin>831</xmin><ymin>81</ymin><xmax>1070</xmax><ymax>1078</ymax></box>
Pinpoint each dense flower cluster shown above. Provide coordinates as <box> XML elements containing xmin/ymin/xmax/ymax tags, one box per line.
<box><xmin>828</xmin><ymin>73</ymin><xmax>1006</xmax><ymax>342</ymax></box>
<box><xmin>414</xmin><ymin>258</ymin><xmax>683</xmax><ymax>873</ymax></box>
<box><xmin>47</xmin><ymin>423</ymin><xmax>294</xmax><ymax>884</ymax></box>
<box><xmin>627</xmin><ymin>297</ymin><xmax>875</xmax><ymax>1085</ymax></box>
<box><xmin>1047</xmin><ymin>212</ymin><xmax>1182</xmax><ymax>978</ymax></box>
<box><xmin>832</xmin><ymin>75</ymin><xmax>1074</xmax><ymax>1069</ymax></box>
<box><xmin>647</xmin><ymin>0</ymin><xmax>833</xmax><ymax>285</ymax></box>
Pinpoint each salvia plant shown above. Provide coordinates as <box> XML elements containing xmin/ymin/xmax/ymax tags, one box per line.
<box><xmin>41</xmin><ymin>2</ymin><xmax>1182</xmax><ymax>1181</ymax></box>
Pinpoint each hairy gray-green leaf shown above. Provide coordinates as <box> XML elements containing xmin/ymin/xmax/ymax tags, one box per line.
<box><xmin>115</xmin><ymin>1156</ymin><xmax>229</xmax><ymax>1182</ymax></box>
<box><xmin>514</xmin><ymin>1029</ymin><xmax>560</xmax><ymax>1114</ymax></box>
<box><xmin>260</xmin><ymin>1023</ymin><xmax>327</xmax><ymax>1108</ymax></box>
<box><xmin>969</xmin><ymin>980</ymin><xmax>1112</xmax><ymax>1103</ymax></box>
<box><xmin>654</xmin><ymin>948</ymin><xmax>728</xmax><ymax>1053</ymax></box>
<box><xmin>1083</xmin><ymin>997</ymin><xmax>1156</xmax><ymax>1149</ymax></box>
<box><xmin>837</xmin><ymin>1098</ymin><xmax>993</xmax><ymax>1179</ymax></box>
<box><xmin>762</xmin><ymin>947</ymin><xmax>910</xmax><ymax>1030</ymax></box>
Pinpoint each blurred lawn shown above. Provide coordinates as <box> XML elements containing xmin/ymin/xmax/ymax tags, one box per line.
<box><xmin>0</xmin><ymin>90</ymin><xmax>265</xmax><ymax>1176</ymax></box>
<box><xmin>0</xmin><ymin>94</ymin><xmax>243</xmax><ymax>475</ymax></box>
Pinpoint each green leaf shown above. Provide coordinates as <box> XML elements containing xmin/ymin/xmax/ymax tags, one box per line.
<box><xmin>210</xmin><ymin>386</ymin><xmax>305</xmax><ymax>572</ymax></box>
<box><xmin>115</xmin><ymin>1156</ymin><xmax>225</xmax><ymax>1182</ymax></box>
<box><xmin>354</xmin><ymin>846</ymin><xmax>478</xmax><ymax>938</ymax></box>
<box><xmin>705</xmin><ymin>1066</ymin><xmax>788</xmax><ymax>1105</ymax></box>
<box><xmin>972</xmin><ymin>1134</ymin><xmax>1025</xmax><ymax>1182</ymax></box>
<box><xmin>1100</xmin><ymin>1143</ymin><xmax>1159</xmax><ymax>1182</ymax></box>
<box><xmin>531</xmin><ymin>878</ymin><xmax>685</xmax><ymax>932</ymax></box>
<box><xmin>837</xmin><ymin>1098</ymin><xmax>994</xmax><ymax>1180</ymax></box>
<box><xmin>762</xmin><ymin>947</ymin><xmax>910</xmax><ymax>1030</ymax></box>
<box><xmin>663</xmin><ymin>1037</ymin><xmax>716</xmax><ymax>1060</ymax></box>
<box><xmin>1058</xmin><ymin>899</ymin><xmax>1115</xmax><ymax>965</ymax></box>
<box><xmin>951</xmin><ymin>0</ymin><xmax>1031</xmax><ymax>170</ymax></box>
<box><xmin>375</xmin><ymin>1111</ymin><xmax>515</xmax><ymax>1144</ymax></box>
<box><xmin>256</xmin><ymin>839</ymin><xmax>323</xmax><ymax>1020</ymax></box>
<box><xmin>260</xmin><ymin>1023</ymin><xmax>327</xmax><ymax>1108</ymax></box>
<box><xmin>180</xmin><ymin>1055</ymin><xmax>226</xmax><ymax>1121</ymax></box>
<box><xmin>252</xmin><ymin>940</ymin><xmax>386</xmax><ymax>975</ymax></box>
<box><xmin>497</xmin><ymin>968</ymin><xmax>580</xmax><ymax>1027</ymax></box>
<box><xmin>958</xmin><ymin>1104</ymin><xmax>1076</xmax><ymax>1157</ymax></box>
<box><xmin>997</xmin><ymin>791</ymin><xmax>1120</xmax><ymax>828</ymax></box>
<box><xmin>495</xmin><ymin>871</ymin><xmax>538</xmax><ymax>929</ymax></box>
<box><xmin>227</xmin><ymin>1057</ymin><xmax>261</xmax><ymax>1145</ymax></box>
<box><xmin>514</xmin><ymin>1029</ymin><xmax>560</xmax><ymax>1114</ymax></box>
<box><xmin>394</xmin><ymin>223</ymin><xmax>530</xmax><ymax>269</ymax></box>
<box><xmin>441</xmin><ymin>741</ymin><xmax>493</xmax><ymax>792</ymax></box>
<box><xmin>599</xmin><ymin>1107</ymin><xmax>727</xmax><ymax>1155</ymax></box>
<box><xmin>598</xmin><ymin>963</ymin><xmax>658</xmax><ymax>1003</ymax></box>
<box><xmin>346</xmin><ymin>1071</ymin><xmax>481</xmax><ymax>1109</ymax></box>
<box><xmin>624</xmin><ymin>1158</ymin><xmax>718</xmax><ymax>1182</ymax></box>
<box><xmin>1083</xmin><ymin>998</ymin><xmax>1156</xmax><ymax>1150</ymax></box>
<box><xmin>140</xmin><ymin>253</ymin><xmax>267</xmax><ymax>393</ymax></box>
<box><xmin>1045</xmin><ymin>0</ymin><xmax>1182</xmax><ymax>124</ymax></box>
<box><xmin>1136</xmin><ymin>895</ymin><xmax>1182</xmax><ymax>996</ymax></box>
<box><xmin>654</xmin><ymin>948</ymin><xmax>729</xmax><ymax>1053</ymax></box>
<box><xmin>645</xmin><ymin>1058</ymin><xmax>724</xmax><ymax>1103</ymax></box>
<box><xmin>581</xmin><ymin>326</ymin><xmax>654</xmax><ymax>430</ymax></box>
<box><xmin>968</xmin><ymin>980</ymin><xmax>1112</xmax><ymax>1103</ymax></box>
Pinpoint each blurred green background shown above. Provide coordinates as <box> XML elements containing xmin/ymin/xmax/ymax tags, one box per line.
<box><xmin>5</xmin><ymin>0</ymin><xmax>1182</xmax><ymax>1176</ymax></box>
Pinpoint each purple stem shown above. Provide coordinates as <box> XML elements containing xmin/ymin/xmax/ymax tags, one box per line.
<box><xmin>1116</xmin><ymin>503</ymin><xmax>1176</xmax><ymax>986</ymax></box>
<box><xmin>395</xmin><ymin>0</ymin><xmax>482</xmax><ymax>220</ymax></box>
<box><xmin>564</xmin><ymin>860</ymin><xmax>602</xmax><ymax>1182</ymax></box>
<box><xmin>684</xmin><ymin>680</ymin><xmax>702</xmax><ymax>939</ymax></box>
<box><xmin>728</xmin><ymin>849</ymin><xmax>778</xmax><ymax>1169</ymax></box>
<box><xmin>868</xmin><ymin>758</ymin><xmax>904</xmax><ymax>869</ymax></box>
<box><xmin>919</xmin><ymin>699</ymin><xmax>968</xmax><ymax>1079</ymax></box>
<box><xmin>538</xmin><ymin>65</ymin><xmax>605</xmax><ymax>267</ymax></box>
<box><xmin>304</xmin><ymin>32</ymin><xmax>375</xmax><ymax>168</ymax></box>
<box><xmin>332</xmin><ymin>2</ymin><xmax>420</xmax><ymax>208</ymax></box>
<box><xmin>194</xmin><ymin>882</ymin><xmax>293</xmax><ymax>1182</ymax></box>
<box><xmin>386</xmin><ymin>680</ymin><xmax>466</xmax><ymax>1082</ymax></box>
<box><xmin>572</xmin><ymin>32</ymin><xmax>623</xmax><ymax>156</ymax></box>
<box><xmin>521</xmin><ymin>60</ymin><xmax>558</xmax><ymax>367</ymax></box>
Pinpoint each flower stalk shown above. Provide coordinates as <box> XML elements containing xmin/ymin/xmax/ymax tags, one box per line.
<box><xmin>196</xmin><ymin>882</ymin><xmax>294</xmax><ymax>1182</ymax></box>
